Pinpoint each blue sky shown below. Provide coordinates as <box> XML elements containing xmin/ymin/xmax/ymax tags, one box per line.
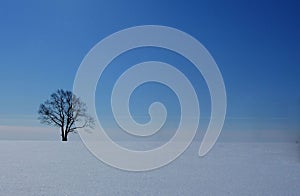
<box><xmin>0</xmin><ymin>0</ymin><xmax>299</xmax><ymax>140</ymax></box>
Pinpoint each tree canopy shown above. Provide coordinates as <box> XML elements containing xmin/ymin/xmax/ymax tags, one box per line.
<box><xmin>38</xmin><ymin>89</ymin><xmax>94</xmax><ymax>141</ymax></box>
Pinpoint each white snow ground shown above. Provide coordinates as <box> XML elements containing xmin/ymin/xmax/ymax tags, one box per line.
<box><xmin>0</xmin><ymin>141</ymin><xmax>299</xmax><ymax>196</ymax></box>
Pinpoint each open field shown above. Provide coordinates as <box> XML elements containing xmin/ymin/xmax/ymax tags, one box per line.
<box><xmin>0</xmin><ymin>141</ymin><xmax>299</xmax><ymax>195</ymax></box>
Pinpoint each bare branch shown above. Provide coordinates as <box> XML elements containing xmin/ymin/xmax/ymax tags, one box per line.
<box><xmin>38</xmin><ymin>89</ymin><xmax>94</xmax><ymax>141</ymax></box>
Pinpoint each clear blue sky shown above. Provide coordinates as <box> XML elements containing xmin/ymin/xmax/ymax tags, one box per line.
<box><xmin>0</xmin><ymin>0</ymin><xmax>299</xmax><ymax>140</ymax></box>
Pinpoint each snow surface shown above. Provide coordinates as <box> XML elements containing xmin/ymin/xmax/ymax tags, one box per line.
<box><xmin>0</xmin><ymin>141</ymin><xmax>299</xmax><ymax>195</ymax></box>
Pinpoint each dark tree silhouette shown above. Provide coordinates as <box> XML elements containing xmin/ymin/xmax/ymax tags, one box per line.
<box><xmin>38</xmin><ymin>89</ymin><xmax>94</xmax><ymax>141</ymax></box>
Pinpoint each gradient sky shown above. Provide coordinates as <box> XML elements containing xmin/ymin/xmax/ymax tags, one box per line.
<box><xmin>0</xmin><ymin>0</ymin><xmax>299</xmax><ymax>141</ymax></box>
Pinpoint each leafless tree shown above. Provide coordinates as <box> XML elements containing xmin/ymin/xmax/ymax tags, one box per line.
<box><xmin>38</xmin><ymin>89</ymin><xmax>94</xmax><ymax>141</ymax></box>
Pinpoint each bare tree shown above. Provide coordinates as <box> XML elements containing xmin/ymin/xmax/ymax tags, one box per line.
<box><xmin>38</xmin><ymin>89</ymin><xmax>94</xmax><ymax>141</ymax></box>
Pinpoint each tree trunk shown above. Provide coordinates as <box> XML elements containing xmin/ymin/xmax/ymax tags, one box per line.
<box><xmin>61</xmin><ymin>127</ymin><xmax>68</xmax><ymax>141</ymax></box>
<box><xmin>62</xmin><ymin>131</ymin><xmax>68</xmax><ymax>141</ymax></box>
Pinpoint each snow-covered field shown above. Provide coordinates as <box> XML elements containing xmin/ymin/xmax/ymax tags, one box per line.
<box><xmin>0</xmin><ymin>141</ymin><xmax>299</xmax><ymax>195</ymax></box>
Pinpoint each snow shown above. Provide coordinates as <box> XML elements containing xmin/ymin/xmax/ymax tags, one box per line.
<box><xmin>0</xmin><ymin>141</ymin><xmax>299</xmax><ymax>195</ymax></box>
